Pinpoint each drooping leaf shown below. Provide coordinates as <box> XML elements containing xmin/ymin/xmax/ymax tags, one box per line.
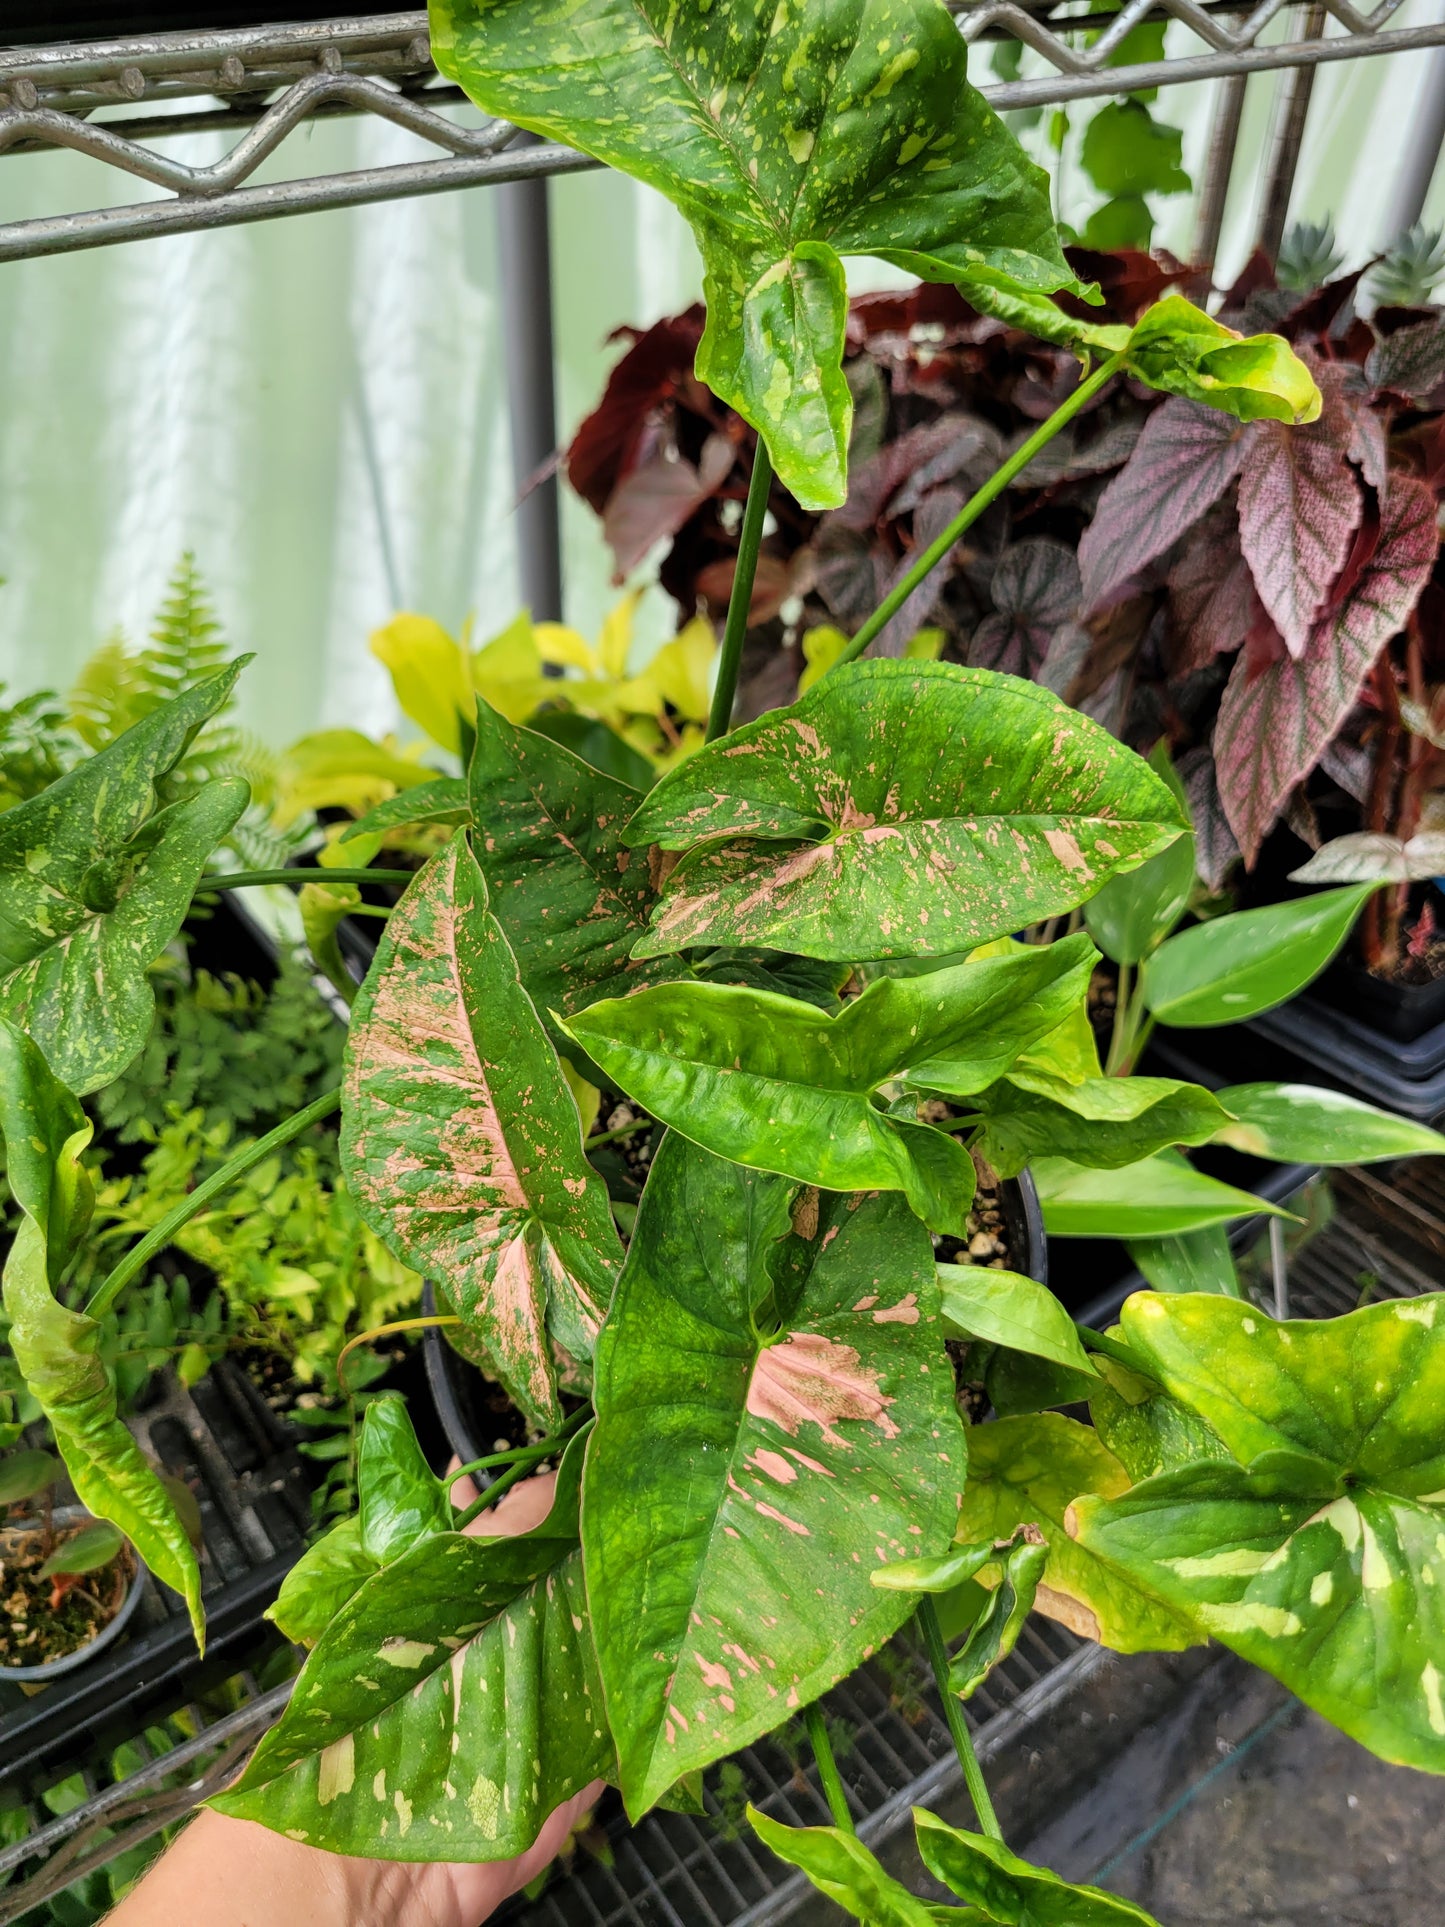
<box><xmin>954</xmin><ymin>1413</ymin><xmax>1198</xmax><ymax>1652</ymax></box>
<box><xmin>467</xmin><ymin>695</ymin><xmax>682</xmax><ymax>1022</ymax></box>
<box><xmin>268</xmin><ymin>1516</ymin><xmax>376</xmax><ymax>1649</ymax></box>
<box><xmin>870</xmin><ymin>1534</ymin><xmax>1000</xmax><ymax>1595</ymax></box>
<box><xmin>339</xmin><ymin>776</ymin><xmax>471</xmax><ymax>844</ymax></box>
<box><xmin>1141</xmin><ymin>885</ymin><xmax>1375</xmax><ymax>1027</ymax></box>
<box><xmin>0</xmin><ymin>1018</ymin><xmax>203</xmax><ymax>1643</ymax></box>
<box><xmin>583</xmin><ymin>1135</ymin><xmax>964</xmax><ymax>1816</ymax></box>
<box><xmin>748</xmin><ymin>1809</ymin><xmax>948</xmax><ymax>1927</ymax></box>
<box><xmin>1289</xmin><ymin>829</ymin><xmax>1445</xmax><ymax>884</ymax></box>
<box><xmin>1072</xmin><ymin>1291</ymin><xmax>1445</xmax><ymax>1771</ymax></box>
<box><xmin>1236</xmin><ymin>420</ymin><xmax>1363</xmax><ymax>659</ymax></box>
<box><xmin>1083</xmin><ymin>743</ymin><xmax>1195</xmax><ymax>965</ymax></box>
<box><xmin>39</xmin><ymin>1518</ymin><xmax>127</xmax><ymax>1578</ymax></box>
<box><xmin>936</xmin><ymin>1265</ymin><xmax>1097</xmax><ymax>1379</ymax></box>
<box><xmin>948</xmin><ymin>1526</ymin><xmax>1048</xmax><ymax>1698</ymax></box>
<box><xmin>1126</xmin><ymin>1225</ymin><xmax>1241</xmax><ymax>1298</ymax></box>
<box><xmin>215</xmin><ymin>1433</ymin><xmax>615</xmax><ymax>1857</ymax></box>
<box><xmin>1115</xmin><ymin>298</ymin><xmax>1319</xmax><ymax>425</ymax></box>
<box><xmin>565</xmin><ymin>938</ymin><xmax>1095</xmax><ymax>1233</ymax></box>
<box><xmin>1078</xmin><ymin>399</ymin><xmax>1253</xmax><ymax>614</ymax></box>
<box><xmin>1213</xmin><ymin>1082</ymin><xmax>1445</xmax><ymax>1164</ymax></box>
<box><xmin>0</xmin><ymin>664</ymin><xmax>248</xmax><ymax>1093</ymax></box>
<box><xmin>974</xmin><ymin>1073</ymin><xmax>1233</xmax><ymax>1179</ymax></box>
<box><xmin>1032</xmin><ymin>1155</ymin><xmax>1287</xmax><ymax>1239</ymax></box>
<box><xmin>341</xmin><ymin>832</ymin><xmax>621</xmax><ymax>1431</ymax></box>
<box><xmin>432</xmin><ymin>0</ymin><xmax>1075</xmax><ymax>510</ymax></box>
<box><xmin>915</xmin><ymin>1810</ymin><xmax>1166</xmax><ymax>1924</ymax></box>
<box><xmin>1215</xmin><ymin>475</ymin><xmax>1439</xmax><ymax>864</ymax></box>
<box><xmin>625</xmin><ymin>664</ymin><xmax>1187</xmax><ymax>962</ymax></box>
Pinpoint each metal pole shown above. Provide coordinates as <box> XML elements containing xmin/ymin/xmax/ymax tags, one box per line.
<box><xmin>1256</xmin><ymin>2</ymin><xmax>1327</xmax><ymax>263</ymax></box>
<box><xmin>1193</xmin><ymin>69</ymin><xmax>1248</xmax><ymax>281</ymax></box>
<box><xmin>496</xmin><ymin>140</ymin><xmax>562</xmax><ymax>622</ymax></box>
<box><xmin>1269</xmin><ymin>1217</ymin><xmax>1291</xmax><ymax>1321</ymax></box>
<box><xmin>1381</xmin><ymin>44</ymin><xmax>1445</xmax><ymax>242</ymax></box>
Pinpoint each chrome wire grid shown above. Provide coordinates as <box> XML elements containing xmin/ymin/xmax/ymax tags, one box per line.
<box><xmin>1</xmin><ymin>1</ymin><xmax>1441</xmax><ymax>261</ymax></box>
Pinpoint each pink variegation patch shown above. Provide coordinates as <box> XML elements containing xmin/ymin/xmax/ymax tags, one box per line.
<box><xmin>745</xmin><ymin>1331</ymin><xmax>899</xmax><ymax>1448</ymax></box>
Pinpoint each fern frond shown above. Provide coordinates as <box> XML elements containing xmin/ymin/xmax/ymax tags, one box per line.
<box><xmin>139</xmin><ymin>553</ymin><xmax>231</xmax><ymax>706</ymax></box>
<box><xmin>68</xmin><ymin>635</ymin><xmax>147</xmax><ymax>750</ymax></box>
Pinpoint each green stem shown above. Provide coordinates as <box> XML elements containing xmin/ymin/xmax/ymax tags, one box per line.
<box><xmin>706</xmin><ymin>436</ymin><xmax>774</xmax><ymax>743</ymax></box>
<box><xmin>451</xmin><ymin>1407</ymin><xmax>590</xmax><ymax>1530</ymax></box>
<box><xmin>85</xmin><ymin>1087</ymin><xmax>342</xmax><ymax>1319</ymax></box>
<box><xmin>198</xmin><ymin>869</ymin><xmax>415</xmax><ymax>890</ymax></box>
<box><xmin>825</xmin><ymin>352</ymin><xmax>1129</xmax><ymax>677</ymax></box>
<box><xmin>1073</xmin><ymin>1322</ymin><xmax>1150</xmax><ymax>1373</ymax></box>
<box><xmin>1105</xmin><ymin>960</ymin><xmax>1133</xmax><ymax>1078</ymax></box>
<box><xmin>445</xmin><ymin>1439</ymin><xmax>564</xmax><ymax>1500</ymax></box>
<box><xmin>584</xmin><ymin>1118</ymin><xmax>653</xmax><ymax>1151</ymax></box>
<box><xmin>803</xmin><ymin>1701</ymin><xmax>854</xmax><ymax>1834</ymax></box>
<box><xmin>918</xmin><ymin>1596</ymin><xmax>1003</xmax><ymax>1842</ymax></box>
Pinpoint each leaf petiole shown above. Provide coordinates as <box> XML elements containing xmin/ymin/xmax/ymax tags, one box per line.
<box><xmin>803</xmin><ymin>1700</ymin><xmax>855</xmax><ymax>1834</ymax></box>
<box><xmin>826</xmin><ymin>351</ymin><xmax>1130</xmax><ymax>676</ymax></box>
<box><xmin>706</xmin><ymin>436</ymin><xmax>774</xmax><ymax>743</ymax></box>
<box><xmin>85</xmin><ymin>1087</ymin><xmax>342</xmax><ymax>1320</ymax></box>
<box><xmin>450</xmin><ymin>1405</ymin><xmax>592</xmax><ymax>1530</ymax></box>
<box><xmin>197</xmin><ymin>868</ymin><xmax>416</xmax><ymax>890</ymax></box>
<box><xmin>584</xmin><ymin>1117</ymin><xmax>653</xmax><ymax>1151</ymax></box>
<box><xmin>918</xmin><ymin>1594</ymin><xmax>1004</xmax><ymax>1842</ymax></box>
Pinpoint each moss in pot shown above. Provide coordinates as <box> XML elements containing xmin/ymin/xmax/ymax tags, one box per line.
<box><xmin>1</xmin><ymin>1451</ymin><xmax>144</xmax><ymax>1681</ymax></box>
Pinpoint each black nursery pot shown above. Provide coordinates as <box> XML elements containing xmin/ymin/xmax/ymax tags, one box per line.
<box><xmin>422</xmin><ymin>1173</ymin><xmax>1048</xmax><ymax>1467</ymax></box>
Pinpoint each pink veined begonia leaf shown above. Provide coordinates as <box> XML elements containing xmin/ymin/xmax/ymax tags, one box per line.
<box><xmin>1167</xmin><ymin>502</ymin><xmax>1257</xmax><ymax>674</ymax></box>
<box><xmin>1215</xmin><ymin>474</ymin><xmax>1439</xmax><ymax>865</ymax></box>
<box><xmin>1235</xmin><ymin>413</ymin><xmax>1363</xmax><ymax>660</ymax></box>
<box><xmin>970</xmin><ymin>537</ymin><xmax>1081</xmax><ymax>678</ymax></box>
<box><xmin>602</xmin><ymin>430</ymin><xmax>735</xmax><ymax>580</ymax></box>
<box><xmin>1078</xmin><ymin>398</ymin><xmax>1256</xmax><ymax>614</ymax></box>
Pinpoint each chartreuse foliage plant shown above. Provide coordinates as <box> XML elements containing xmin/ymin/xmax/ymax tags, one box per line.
<box><xmin>2</xmin><ymin>4</ymin><xmax>1442</xmax><ymax>1913</ymax></box>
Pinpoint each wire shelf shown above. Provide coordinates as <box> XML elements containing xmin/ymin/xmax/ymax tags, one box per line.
<box><xmin>0</xmin><ymin>2</ymin><xmax>1441</xmax><ymax>261</ymax></box>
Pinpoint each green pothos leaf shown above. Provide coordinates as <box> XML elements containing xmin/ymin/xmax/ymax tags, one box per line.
<box><xmin>467</xmin><ymin>695</ymin><xmax>684</xmax><ymax>1027</ymax></box>
<box><xmin>565</xmin><ymin>939</ymin><xmax>1092</xmax><ymax>1234</ymax></box>
<box><xmin>748</xmin><ymin>1809</ymin><xmax>955</xmax><ymax>1927</ymax></box>
<box><xmin>214</xmin><ymin>1432</ymin><xmax>615</xmax><ymax>1857</ymax></box>
<box><xmin>955</xmin><ymin>1413</ymin><xmax>1198</xmax><ymax>1654</ymax></box>
<box><xmin>0</xmin><ymin>663</ymin><xmax>249</xmax><ymax>1093</ymax></box>
<box><xmin>583</xmin><ymin>1134</ymin><xmax>966</xmax><ymax>1817</ymax></box>
<box><xmin>341</xmin><ymin>831</ymin><xmax>622</xmax><ymax>1431</ymax></box>
<box><xmin>1072</xmin><ymin>1292</ymin><xmax>1445</xmax><ymax>1771</ymax></box>
<box><xmin>0</xmin><ymin>1018</ymin><xmax>203</xmax><ymax>1644</ymax></box>
<box><xmin>915</xmin><ymin>1810</ymin><xmax>1164</xmax><ymax>1924</ymax></box>
<box><xmin>625</xmin><ymin>664</ymin><xmax>1187</xmax><ymax>962</ymax></box>
<box><xmin>432</xmin><ymin>0</ymin><xmax>1075</xmax><ymax>510</ymax></box>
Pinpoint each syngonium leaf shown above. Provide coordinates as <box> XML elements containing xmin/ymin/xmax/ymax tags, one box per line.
<box><xmin>972</xmin><ymin>1073</ymin><xmax>1233</xmax><ymax>1181</ymax></box>
<box><xmin>466</xmin><ymin>694</ymin><xmax>683</xmax><ymax>1024</ymax></box>
<box><xmin>748</xmin><ymin>1809</ymin><xmax>959</xmax><ymax>1927</ymax></box>
<box><xmin>341</xmin><ymin>831</ymin><xmax>622</xmax><ymax>1432</ymax></box>
<box><xmin>914</xmin><ymin>1809</ymin><xmax>1165</xmax><ymax>1925</ymax></box>
<box><xmin>432</xmin><ymin>0</ymin><xmax>1075</xmax><ymax>510</ymax></box>
<box><xmin>339</xmin><ymin>776</ymin><xmax>471</xmax><ymax>845</ymax></box>
<box><xmin>954</xmin><ymin>1414</ymin><xmax>1199</xmax><ymax>1653</ymax></box>
<box><xmin>1141</xmin><ymin>885</ymin><xmax>1377</xmax><ymax>1028</ymax></box>
<box><xmin>215</xmin><ymin>1431</ymin><xmax>615</xmax><ymax>1856</ymax></box>
<box><xmin>1072</xmin><ymin>1292</ymin><xmax>1445</xmax><ymax>1771</ymax></box>
<box><xmin>1213</xmin><ymin>1082</ymin><xmax>1445</xmax><ymax>1165</ymax></box>
<box><xmin>0</xmin><ymin>663</ymin><xmax>248</xmax><ymax>1094</ymax></box>
<box><xmin>1216</xmin><ymin>474</ymin><xmax>1439</xmax><ymax>865</ymax></box>
<box><xmin>269</xmin><ymin>1517</ymin><xmax>375</xmax><ymax>1649</ymax></box>
<box><xmin>624</xmin><ymin>664</ymin><xmax>1187</xmax><ymax>962</ymax></box>
<box><xmin>948</xmin><ymin>1526</ymin><xmax>1047</xmax><ymax>1699</ymax></box>
<box><xmin>936</xmin><ymin>1265</ymin><xmax>1097</xmax><ymax>1380</ymax></box>
<box><xmin>564</xmin><ymin>935</ymin><xmax>1096</xmax><ymax>1234</ymax></box>
<box><xmin>1083</xmin><ymin>743</ymin><xmax>1194</xmax><ymax>966</ymax></box>
<box><xmin>1031</xmin><ymin>1154</ymin><xmax>1287</xmax><ymax>1239</ymax></box>
<box><xmin>0</xmin><ymin>1018</ymin><xmax>203</xmax><ymax>1644</ymax></box>
<box><xmin>583</xmin><ymin>1134</ymin><xmax>965</xmax><ymax>1817</ymax></box>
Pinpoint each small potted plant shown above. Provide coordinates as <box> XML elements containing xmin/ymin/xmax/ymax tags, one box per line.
<box><xmin>0</xmin><ymin>1446</ymin><xmax>145</xmax><ymax>1682</ymax></box>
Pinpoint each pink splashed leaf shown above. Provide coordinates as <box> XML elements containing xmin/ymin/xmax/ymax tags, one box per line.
<box><xmin>1236</xmin><ymin>414</ymin><xmax>1363</xmax><ymax>659</ymax></box>
<box><xmin>1216</xmin><ymin>475</ymin><xmax>1439</xmax><ymax>864</ymax></box>
<box><xmin>340</xmin><ymin>831</ymin><xmax>621</xmax><ymax>1429</ymax></box>
<box><xmin>1078</xmin><ymin>398</ymin><xmax>1256</xmax><ymax>614</ymax></box>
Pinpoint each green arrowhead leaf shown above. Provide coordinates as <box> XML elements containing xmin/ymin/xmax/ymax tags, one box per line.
<box><xmin>914</xmin><ymin>1809</ymin><xmax>1165</xmax><ymax>1924</ymax></box>
<box><xmin>955</xmin><ymin>1414</ymin><xmax>1199</xmax><ymax>1653</ymax></box>
<box><xmin>975</xmin><ymin>1073</ymin><xmax>1233</xmax><ymax>1180</ymax></box>
<box><xmin>625</xmin><ymin>664</ymin><xmax>1187</xmax><ymax>962</ymax></box>
<box><xmin>339</xmin><ymin>776</ymin><xmax>471</xmax><ymax>844</ymax></box>
<box><xmin>1032</xmin><ymin>1155</ymin><xmax>1290</xmax><ymax>1239</ymax></box>
<box><xmin>467</xmin><ymin>695</ymin><xmax>683</xmax><ymax>1023</ymax></box>
<box><xmin>936</xmin><ymin>1266</ymin><xmax>1097</xmax><ymax>1379</ymax></box>
<box><xmin>1083</xmin><ymin>743</ymin><xmax>1195</xmax><ymax>965</ymax></box>
<box><xmin>749</xmin><ymin>1808</ymin><xmax>957</xmax><ymax>1926</ymax></box>
<box><xmin>268</xmin><ymin>1516</ymin><xmax>377</xmax><ymax>1649</ymax></box>
<box><xmin>431</xmin><ymin>0</ymin><xmax>1074</xmax><ymax>509</ymax></box>
<box><xmin>1071</xmin><ymin>1292</ymin><xmax>1445</xmax><ymax>1769</ymax></box>
<box><xmin>0</xmin><ymin>1018</ymin><xmax>203</xmax><ymax>1645</ymax></box>
<box><xmin>583</xmin><ymin>1135</ymin><xmax>965</xmax><ymax>1816</ymax></box>
<box><xmin>1213</xmin><ymin>1082</ymin><xmax>1445</xmax><ymax>1164</ymax></box>
<box><xmin>215</xmin><ymin>1432</ymin><xmax>615</xmax><ymax>1856</ymax></box>
<box><xmin>340</xmin><ymin>831</ymin><xmax>622</xmax><ymax>1431</ymax></box>
<box><xmin>1141</xmin><ymin>885</ymin><xmax>1375</xmax><ymax>1028</ymax></box>
<box><xmin>0</xmin><ymin>662</ymin><xmax>249</xmax><ymax>1093</ymax></box>
<box><xmin>565</xmin><ymin>938</ymin><xmax>1094</xmax><ymax>1233</ymax></box>
<box><xmin>356</xmin><ymin>1395</ymin><xmax>454</xmax><ymax>1565</ymax></box>
<box><xmin>948</xmin><ymin>1526</ymin><xmax>1048</xmax><ymax>1699</ymax></box>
